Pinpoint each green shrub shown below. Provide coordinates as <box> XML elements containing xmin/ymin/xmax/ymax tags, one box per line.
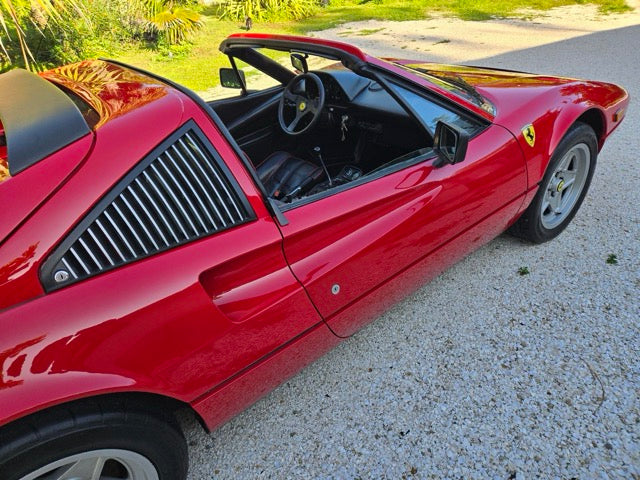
<box><xmin>0</xmin><ymin>0</ymin><xmax>136</xmax><ymax>71</ymax></box>
<box><xmin>0</xmin><ymin>0</ymin><xmax>201</xmax><ymax>71</ymax></box>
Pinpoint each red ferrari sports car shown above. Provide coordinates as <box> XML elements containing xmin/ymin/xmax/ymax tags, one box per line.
<box><xmin>0</xmin><ymin>33</ymin><xmax>628</xmax><ymax>479</ymax></box>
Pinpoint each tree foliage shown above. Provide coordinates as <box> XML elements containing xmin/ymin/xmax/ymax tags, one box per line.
<box><xmin>0</xmin><ymin>0</ymin><xmax>87</xmax><ymax>70</ymax></box>
<box><xmin>220</xmin><ymin>0</ymin><xmax>320</xmax><ymax>21</ymax></box>
<box><xmin>0</xmin><ymin>0</ymin><xmax>202</xmax><ymax>71</ymax></box>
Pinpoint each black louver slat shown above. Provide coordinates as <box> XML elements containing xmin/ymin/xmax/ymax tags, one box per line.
<box><xmin>41</xmin><ymin>121</ymin><xmax>254</xmax><ymax>291</ymax></box>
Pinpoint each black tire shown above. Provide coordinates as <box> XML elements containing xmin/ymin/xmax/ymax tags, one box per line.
<box><xmin>0</xmin><ymin>396</ymin><xmax>188</xmax><ymax>480</ymax></box>
<box><xmin>509</xmin><ymin>122</ymin><xmax>597</xmax><ymax>243</ymax></box>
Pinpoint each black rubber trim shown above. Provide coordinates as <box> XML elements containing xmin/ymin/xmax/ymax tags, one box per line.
<box><xmin>39</xmin><ymin>119</ymin><xmax>256</xmax><ymax>292</ymax></box>
<box><xmin>463</xmin><ymin>63</ymin><xmax>532</xmax><ymax>75</ymax></box>
<box><xmin>0</xmin><ymin>69</ymin><xmax>91</xmax><ymax>175</ymax></box>
<box><xmin>226</xmin><ymin>46</ymin><xmax>295</xmax><ymax>86</ymax></box>
<box><xmin>228</xmin><ymin>55</ymin><xmax>248</xmax><ymax>95</ymax></box>
<box><xmin>219</xmin><ymin>37</ymin><xmax>366</xmax><ymax>72</ymax></box>
<box><xmin>268</xmin><ymin>198</ymin><xmax>289</xmax><ymax>226</ymax></box>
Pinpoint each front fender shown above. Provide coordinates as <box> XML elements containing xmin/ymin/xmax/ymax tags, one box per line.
<box><xmin>496</xmin><ymin>80</ymin><xmax>627</xmax><ymax>187</ymax></box>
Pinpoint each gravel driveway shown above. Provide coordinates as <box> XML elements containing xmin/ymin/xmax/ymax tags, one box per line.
<box><xmin>184</xmin><ymin>21</ymin><xmax>640</xmax><ymax>480</ymax></box>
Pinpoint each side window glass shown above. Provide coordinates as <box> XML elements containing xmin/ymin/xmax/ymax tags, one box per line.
<box><xmin>389</xmin><ymin>83</ymin><xmax>481</xmax><ymax>136</ymax></box>
<box><xmin>40</xmin><ymin>121</ymin><xmax>255</xmax><ymax>291</ymax></box>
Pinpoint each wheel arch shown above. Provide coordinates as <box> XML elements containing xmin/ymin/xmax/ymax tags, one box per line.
<box><xmin>575</xmin><ymin>108</ymin><xmax>606</xmax><ymax>150</ymax></box>
<box><xmin>0</xmin><ymin>391</ymin><xmax>193</xmax><ymax>480</ymax></box>
<box><xmin>0</xmin><ymin>390</ymin><xmax>207</xmax><ymax>441</ymax></box>
<box><xmin>548</xmin><ymin>105</ymin><xmax>606</xmax><ymax>159</ymax></box>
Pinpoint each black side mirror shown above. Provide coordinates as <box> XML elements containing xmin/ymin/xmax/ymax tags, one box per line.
<box><xmin>220</xmin><ymin>68</ymin><xmax>246</xmax><ymax>89</ymax></box>
<box><xmin>433</xmin><ymin>121</ymin><xmax>469</xmax><ymax>167</ymax></box>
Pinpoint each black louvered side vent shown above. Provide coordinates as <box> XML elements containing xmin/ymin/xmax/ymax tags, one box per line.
<box><xmin>41</xmin><ymin>121</ymin><xmax>254</xmax><ymax>291</ymax></box>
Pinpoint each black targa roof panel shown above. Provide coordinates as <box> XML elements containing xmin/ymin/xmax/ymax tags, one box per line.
<box><xmin>0</xmin><ymin>69</ymin><xmax>90</xmax><ymax>175</ymax></box>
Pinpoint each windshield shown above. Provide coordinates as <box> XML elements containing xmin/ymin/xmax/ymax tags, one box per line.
<box><xmin>389</xmin><ymin>83</ymin><xmax>481</xmax><ymax>136</ymax></box>
<box><xmin>393</xmin><ymin>63</ymin><xmax>495</xmax><ymax>115</ymax></box>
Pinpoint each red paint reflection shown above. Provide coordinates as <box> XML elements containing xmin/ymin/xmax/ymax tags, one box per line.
<box><xmin>41</xmin><ymin>60</ymin><xmax>169</xmax><ymax>128</ymax></box>
<box><xmin>0</xmin><ymin>336</ymin><xmax>45</xmax><ymax>389</ymax></box>
<box><xmin>0</xmin><ymin>244</ymin><xmax>38</xmax><ymax>287</ymax></box>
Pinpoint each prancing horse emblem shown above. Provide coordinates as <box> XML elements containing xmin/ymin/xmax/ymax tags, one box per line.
<box><xmin>522</xmin><ymin>124</ymin><xmax>536</xmax><ymax>147</ymax></box>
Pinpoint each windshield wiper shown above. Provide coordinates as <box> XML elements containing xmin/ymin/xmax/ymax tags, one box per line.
<box><xmin>438</xmin><ymin>74</ymin><xmax>486</xmax><ymax>103</ymax></box>
<box><xmin>396</xmin><ymin>63</ymin><xmax>494</xmax><ymax>113</ymax></box>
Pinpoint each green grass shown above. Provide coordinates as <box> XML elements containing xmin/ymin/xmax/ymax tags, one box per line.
<box><xmin>337</xmin><ymin>27</ymin><xmax>385</xmax><ymax>36</ymax></box>
<box><xmin>112</xmin><ymin>17</ymin><xmax>296</xmax><ymax>91</ymax></box>
<box><xmin>113</xmin><ymin>0</ymin><xmax>631</xmax><ymax>92</ymax></box>
<box><xmin>295</xmin><ymin>0</ymin><xmax>631</xmax><ymax>28</ymax></box>
<box><xmin>354</xmin><ymin>27</ymin><xmax>386</xmax><ymax>35</ymax></box>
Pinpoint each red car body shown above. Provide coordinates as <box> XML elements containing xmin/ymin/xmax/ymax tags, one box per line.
<box><xmin>0</xmin><ymin>33</ymin><xmax>628</xmax><ymax>476</ymax></box>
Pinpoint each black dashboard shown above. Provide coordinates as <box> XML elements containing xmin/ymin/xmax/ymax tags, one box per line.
<box><xmin>313</xmin><ymin>69</ymin><xmax>409</xmax><ymax>120</ymax></box>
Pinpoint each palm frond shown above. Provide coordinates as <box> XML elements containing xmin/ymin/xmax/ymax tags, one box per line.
<box><xmin>0</xmin><ymin>0</ymin><xmax>91</xmax><ymax>70</ymax></box>
<box><xmin>145</xmin><ymin>2</ymin><xmax>201</xmax><ymax>43</ymax></box>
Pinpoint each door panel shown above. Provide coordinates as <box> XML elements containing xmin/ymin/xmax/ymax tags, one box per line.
<box><xmin>279</xmin><ymin>125</ymin><xmax>527</xmax><ymax>336</ymax></box>
<box><xmin>327</xmin><ymin>194</ymin><xmax>524</xmax><ymax>337</ymax></box>
<box><xmin>193</xmin><ymin>217</ymin><xmax>325</xmax><ymax>386</ymax></box>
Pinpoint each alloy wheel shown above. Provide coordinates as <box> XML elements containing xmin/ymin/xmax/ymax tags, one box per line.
<box><xmin>19</xmin><ymin>449</ymin><xmax>159</xmax><ymax>480</ymax></box>
<box><xmin>540</xmin><ymin>143</ymin><xmax>591</xmax><ymax>229</ymax></box>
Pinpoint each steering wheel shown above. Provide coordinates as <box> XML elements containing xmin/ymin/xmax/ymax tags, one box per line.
<box><xmin>278</xmin><ymin>73</ymin><xmax>326</xmax><ymax>136</ymax></box>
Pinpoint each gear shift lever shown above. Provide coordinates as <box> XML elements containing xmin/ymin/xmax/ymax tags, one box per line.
<box><xmin>313</xmin><ymin>146</ymin><xmax>332</xmax><ymax>186</ymax></box>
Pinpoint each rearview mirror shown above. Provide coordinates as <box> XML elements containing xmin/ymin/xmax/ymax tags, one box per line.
<box><xmin>433</xmin><ymin>121</ymin><xmax>469</xmax><ymax>167</ymax></box>
<box><xmin>220</xmin><ymin>68</ymin><xmax>246</xmax><ymax>89</ymax></box>
<box><xmin>290</xmin><ymin>53</ymin><xmax>308</xmax><ymax>73</ymax></box>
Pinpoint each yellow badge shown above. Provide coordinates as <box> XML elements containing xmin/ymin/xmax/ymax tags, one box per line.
<box><xmin>522</xmin><ymin>124</ymin><xmax>536</xmax><ymax>147</ymax></box>
<box><xmin>299</xmin><ymin>102</ymin><xmax>306</xmax><ymax>111</ymax></box>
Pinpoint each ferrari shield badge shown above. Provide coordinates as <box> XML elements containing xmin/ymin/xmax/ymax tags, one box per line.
<box><xmin>522</xmin><ymin>124</ymin><xmax>536</xmax><ymax>147</ymax></box>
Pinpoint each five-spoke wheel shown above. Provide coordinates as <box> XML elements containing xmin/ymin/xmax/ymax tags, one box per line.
<box><xmin>18</xmin><ymin>449</ymin><xmax>159</xmax><ymax>480</ymax></box>
<box><xmin>540</xmin><ymin>142</ymin><xmax>591</xmax><ymax>230</ymax></box>
<box><xmin>510</xmin><ymin>122</ymin><xmax>597</xmax><ymax>243</ymax></box>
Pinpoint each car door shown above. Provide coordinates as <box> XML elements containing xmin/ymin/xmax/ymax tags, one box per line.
<box><xmin>278</xmin><ymin>123</ymin><xmax>527</xmax><ymax>337</ymax></box>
